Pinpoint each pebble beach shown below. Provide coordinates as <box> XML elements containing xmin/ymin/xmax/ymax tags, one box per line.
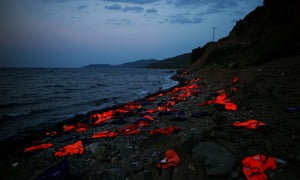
<box><xmin>1</xmin><ymin>57</ymin><xmax>300</xmax><ymax>180</ymax></box>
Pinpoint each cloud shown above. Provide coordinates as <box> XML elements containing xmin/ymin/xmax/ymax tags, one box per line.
<box><xmin>103</xmin><ymin>0</ymin><xmax>159</xmax><ymax>4</ymax></box>
<box><xmin>193</xmin><ymin>17</ymin><xmax>202</xmax><ymax>23</ymax></box>
<box><xmin>212</xmin><ymin>0</ymin><xmax>237</xmax><ymax>9</ymax></box>
<box><xmin>166</xmin><ymin>14</ymin><xmax>202</xmax><ymax>24</ymax></box>
<box><xmin>38</xmin><ymin>0</ymin><xmax>83</xmax><ymax>3</ymax></box>
<box><xmin>169</xmin><ymin>0</ymin><xmax>238</xmax><ymax>9</ymax></box>
<box><xmin>169</xmin><ymin>0</ymin><xmax>214</xmax><ymax>7</ymax></box>
<box><xmin>107</xmin><ymin>18</ymin><xmax>132</xmax><ymax>25</ymax></box>
<box><xmin>146</xmin><ymin>8</ymin><xmax>157</xmax><ymax>14</ymax></box>
<box><xmin>77</xmin><ymin>5</ymin><xmax>87</xmax><ymax>10</ymax></box>
<box><xmin>123</xmin><ymin>6</ymin><xmax>144</xmax><ymax>13</ymax></box>
<box><xmin>105</xmin><ymin>4</ymin><xmax>144</xmax><ymax>13</ymax></box>
<box><xmin>199</xmin><ymin>8</ymin><xmax>224</xmax><ymax>16</ymax></box>
<box><xmin>105</xmin><ymin>3</ymin><xmax>122</xmax><ymax>10</ymax></box>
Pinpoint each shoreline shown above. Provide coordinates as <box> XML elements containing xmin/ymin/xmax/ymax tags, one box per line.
<box><xmin>0</xmin><ymin>71</ymin><xmax>186</xmax><ymax>157</ymax></box>
<box><xmin>1</xmin><ymin>59</ymin><xmax>300</xmax><ymax>179</ymax></box>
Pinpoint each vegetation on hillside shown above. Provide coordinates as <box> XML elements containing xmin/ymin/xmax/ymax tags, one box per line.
<box><xmin>147</xmin><ymin>0</ymin><xmax>299</xmax><ymax>70</ymax></box>
<box><xmin>147</xmin><ymin>53</ymin><xmax>191</xmax><ymax>69</ymax></box>
<box><xmin>189</xmin><ymin>0</ymin><xmax>300</xmax><ymax>70</ymax></box>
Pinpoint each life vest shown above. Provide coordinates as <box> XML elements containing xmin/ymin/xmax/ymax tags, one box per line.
<box><xmin>215</xmin><ymin>93</ymin><xmax>237</xmax><ymax>111</ymax></box>
<box><xmin>150</xmin><ymin>125</ymin><xmax>180</xmax><ymax>135</ymax></box>
<box><xmin>232</xmin><ymin>87</ymin><xmax>238</xmax><ymax>91</ymax></box>
<box><xmin>123</xmin><ymin>128</ymin><xmax>141</xmax><ymax>135</ymax></box>
<box><xmin>114</xmin><ymin>108</ymin><xmax>129</xmax><ymax>114</ymax></box>
<box><xmin>54</xmin><ymin>140</ymin><xmax>84</xmax><ymax>157</ymax></box>
<box><xmin>143</xmin><ymin>114</ymin><xmax>154</xmax><ymax>122</ymax></box>
<box><xmin>123</xmin><ymin>102</ymin><xmax>142</xmax><ymax>110</ymax></box>
<box><xmin>189</xmin><ymin>77</ymin><xmax>201</xmax><ymax>83</ymax></box>
<box><xmin>157</xmin><ymin>93</ymin><xmax>164</xmax><ymax>97</ymax></box>
<box><xmin>166</xmin><ymin>100</ymin><xmax>176</xmax><ymax>107</ymax></box>
<box><xmin>225</xmin><ymin>102</ymin><xmax>237</xmax><ymax>111</ymax></box>
<box><xmin>146</xmin><ymin>96</ymin><xmax>156</xmax><ymax>102</ymax></box>
<box><xmin>63</xmin><ymin>122</ymin><xmax>88</xmax><ymax>132</ymax></box>
<box><xmin>215</xmin><ymin>93</ymin><xmax>227</xmax><ymax>104</ymax></box>
<box><xmin>146</xmin><ymin>109</ymin><xmax>156</xmax><ymax>114</ymax></box>
<box><xmin>93</xmin><ymin>110</ymin><xmax>114</xmax><ymax>125</ymax></box>
<box><xmin>241</xmin><ymin>154</ymin><xmax>277</xmax><ymax>180</ymax></box>
<box><xmin>63</xmin><ymin>125</ymin><xmax>76</xmax><ymax>131</ymax></box>
<box><xmin>24</xmin><ymin>143</ymin><xmax>53</xmax><ymax>153</ymax></box>
<box><xmin>233</xmin><ymin>120</ymin><xmax>266</xmax><ymax>130</ymax></box>
<box><xmin>75</xmin><ymin>122</ymin><xmax>88</xmax><ymax>132</ymax></box>
<box><xmin>45</xmin><ymin>131</ymin><xmax>58</xmax><ymax>136</ymax></box>
<box><xmin>156</xmin><ymin>149</ymin><xmax>180</xmax><ymax>169</ymax></box>
<box><xmin>232</xmin><ymin>76</ymin><xmax>238</xmax><ymax>84</ymax></box>
<box><xmin>92</xmin><ymin>130</ymin><xmax>119</xmax><ymax>139</ymax></box>
<box><xmin>217</xmin><ymin>89</ymin><xmax>225</xmax><ymax>94</ymax></box>
<box><xmin>118</xmin><ymin>120</ymin><xmax>149</xmax><ymax>135</ymax></box>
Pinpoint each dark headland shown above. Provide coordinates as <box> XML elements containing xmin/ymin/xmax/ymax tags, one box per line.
<box><xmin>1</xmin><ymin>0</ymin><xmax>300</xmax><ymax>179</ymax></box>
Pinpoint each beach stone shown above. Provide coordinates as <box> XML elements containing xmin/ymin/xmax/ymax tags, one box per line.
<box><xmin>86</xmin><ymin>142</ymin><xmax>100</xmax><ymax>154</ymax></box>
<box><xmin>192</xmin><ymin>141</ymin><xmax>237</xmax><ymax>176</ymax></box>
<box><xmin>100</xmin><ymin>167</ymin><xmax>126</xmax><ymax>180</ymax></box>
<box><xmin>86</xmin><ymin>143</ymin><xmax>108</xmax><ymax>160</ymax></box>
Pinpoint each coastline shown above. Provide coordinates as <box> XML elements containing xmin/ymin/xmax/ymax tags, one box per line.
<box><xmin>1</xmin><ymin>58</ymin><xmax>300</xmax><ymax>179</ymax></box>
<box><xmin>0</xmin><ymin>71</ymin><xmax>182</xmax><ymax>155</ymax></box>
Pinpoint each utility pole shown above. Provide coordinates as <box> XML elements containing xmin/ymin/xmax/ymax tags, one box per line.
<box><xmin>212</xmin><ymin>27</ymin><xmax>216</xmax><ymax>41</ymax></box>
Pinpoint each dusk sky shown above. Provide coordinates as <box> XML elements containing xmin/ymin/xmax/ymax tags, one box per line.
<box><xmin>0</xmin><ymin>0</ymin><xmax>263</xmax><ymax>67</ymax></box>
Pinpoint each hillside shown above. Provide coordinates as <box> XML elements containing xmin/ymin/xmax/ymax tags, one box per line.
<box><xmin>118</xmin><ymin>59</ymin><xmax>158</xmax><ymax>68</ymax></box>
<box><xmin>189</xmin><ymin>0</ymin><xmax>300</xmax><ymax>71</ymax></box>
<box><xmin>147</xmin><ymin>53</ymin><xmax>191</xmax><ymax>69</ymax></box>
<box><xmin>83</xmin><ymin>59</ymin><xmax>158</xmax><ymax>68</ymax></box>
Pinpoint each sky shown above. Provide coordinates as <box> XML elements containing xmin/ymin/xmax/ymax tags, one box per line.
<box><xmin>0</xmin><ymin>0</ymin><xmax>263</xmax><ymax>68</ymax></box>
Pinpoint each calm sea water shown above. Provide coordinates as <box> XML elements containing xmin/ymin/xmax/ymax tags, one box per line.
<box><xmin>0</xmin><ymin>67</ymin><xmax>178</xmax><ymax>140</ymax></box>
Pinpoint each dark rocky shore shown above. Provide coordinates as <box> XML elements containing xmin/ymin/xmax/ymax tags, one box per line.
<box><xmin>1</xmin><ymin>56</ymin><xmax>299</xmax><ymax>180</ymax></box>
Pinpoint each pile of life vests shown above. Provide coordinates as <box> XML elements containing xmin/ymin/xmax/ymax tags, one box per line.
<box><xmin>21</xmin><ymin>75</ymin><xmax>283</xmax><ymax>179</ymax></box>
<box><xmin>22</xmin><ymin>77</ymin><xmax>203</xmax><ymax>156</ymax></box>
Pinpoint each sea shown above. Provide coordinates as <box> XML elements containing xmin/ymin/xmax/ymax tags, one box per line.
<box><xmin>0</xmin><ymin>67</ymin><xmax>178</xmax><ymax>141</ymax></box>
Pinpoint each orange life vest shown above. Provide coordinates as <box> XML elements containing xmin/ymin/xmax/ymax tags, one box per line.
<box><xmin>156</xmin><ymin>149</ymin><xmax>180</xmax><ymax>169</ymax></box>
<box><xmin>118</xmin><ymin>120</ymin><xmax>149</xmax><ymax>135</ymax></box>
<box><xmin>233</xmin><ymin>120</ymin><xmax>266</xmax><ymax>129</ymax></box>
<box><xmin>146</xmin><ymin>96</ymin><xmax>156</xmax><ymax>102</ymax></box>
<box><xmin>143</xmin><ymin>114</ymin><xmax>154</xmax><ymax>122</ymax></box>
<box><xmin>63</xmin><ymin>124</ymin><xmax>76</xmax><ymax>131</ymax></box>
<box><xmin>123</xmin><ymin>128</ymin><xmax>141</xmax><ymax>135</ymax></box>
<box><xmin>93</xmin><ymin>110</ymin><xmax>114</xmax><ymax>125</ymax></box>
<box><xmin>54</xmin><ymin>140</ymin><xmax>84</xmax><ymax>157</ymax></box>
<box><xmin>146</xmin><ymin>109</ymin><xmax>156</xmax><ymax>114</ymax></box>
<box><xmin>232</xmin><ymin>76</ymin><xmax>238</xmax><ymax>84</ymax></box>
<box><xmin>149</xmin><ymin>125</ymin><xmax>180</xmax><ymax>135</ymax></box>
<box><xmin>225</xmin><ymin>102</ymin><xmax>237</xmax><ymax>111</ymax></box>
<box><xmin>45</xmin><ymin>131</ymin><xmax>58</xmax><ymax>136</ymax></box>
<box><xmin>242</xmin><ymin>154</ymin><xmax>277</xmax><ymax>180</ymax></box>
<box><xmin>215</xmin><ymin>93</ymin><xmax>237</xmax><ymax>111</ymax></box>
<box><xmin>92</xmin><ymin>130</ymin><xmax>119</xmax><ymax>139</ymax></box>
<box><xmin>24</xmin><ymin>143</ymin><xmax>53</xmax><ymax>153</ymax></box>
<box><xmin>75</xmin><ymin>122</ymin><xmax>88</xmax><ymax>132</ymax></box>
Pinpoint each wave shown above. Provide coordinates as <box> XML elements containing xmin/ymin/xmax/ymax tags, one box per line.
<box><xmin>0</xmin><ymin>68</ymin><xmax>180</xmax><ymax>141</ymax></box>
<box><xmin>0</xmin><ymin>111</ymin><xmax>32</xmax><ymax>120</ymax></box>
<box><xmin>0</xmin><ymin>101</ymin><xmax>41</xmax><ymax>108</ymax></box>
<box><xmin>43</xmin><ymin>84</ymin><xmax>65</xmax><ymax>88</ymax></box>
